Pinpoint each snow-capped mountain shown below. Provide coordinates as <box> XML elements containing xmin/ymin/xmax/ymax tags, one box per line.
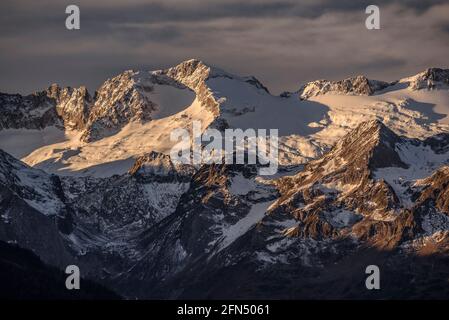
<box><xmin>1</xmin><ymin>60</ymin><xmax>449</xmax><ymax>299</ymax></box>
<box><xmin>292</xmin><ymin>75</ymin><xmax>390</xmax><ymax>100</ymax></box>
<box><xmin>2</xmin><ymin>60</ymin><xmax>448</xmax><ymax>177</ymax></box>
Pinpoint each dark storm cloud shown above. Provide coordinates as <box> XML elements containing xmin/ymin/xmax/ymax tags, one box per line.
<box><xmin>0</xmin><ymin>0</ymin><xmax>448</xmax><ymax>94</ymax></box>
<box><xmin>2</xmin><ymin>0</ymin><xmax>445</xmax><ymax>29</ymax></box>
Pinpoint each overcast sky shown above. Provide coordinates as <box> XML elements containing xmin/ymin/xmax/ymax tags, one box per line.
<box><xmin>1</xmin><ymin>0</ymin><xmax>448</xmax><ymax>95</ymax></box>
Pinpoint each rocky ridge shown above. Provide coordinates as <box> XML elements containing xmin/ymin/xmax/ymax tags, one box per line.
<box><xmin>1</xmin><ymin>120</ymin><xmax>449</xmax><ymax>298</ymax></box>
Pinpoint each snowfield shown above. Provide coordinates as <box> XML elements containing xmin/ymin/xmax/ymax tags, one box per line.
<box><xmin>0</xmin><ymin>61</ymin><xmax>448</xmax><ymax>178</ymax></box>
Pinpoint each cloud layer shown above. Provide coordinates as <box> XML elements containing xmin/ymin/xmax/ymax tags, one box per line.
<box><xmin>1</xmin><ymin>0</ymin><xmax>448</xmax><ymax>94</ymax></box>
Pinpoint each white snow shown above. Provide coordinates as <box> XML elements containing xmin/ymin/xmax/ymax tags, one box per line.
<box><xmin>309</xmin><ymin>89</ymin><xmax>449</xmax><ymax>146</ymax></box>
<box><xmin>374</xmin><ymin>142</ymin><xmax>449</xmax><ymax>207</ymax></box>
<box><xmin>229</xmin><ymin>173</ymin><xmax>256</xmax><ymax>196</ymax></box>
<box><xmin>206</xmin><ymin>77</ymin><xmax>449</xmax><ymax>166</ymax></box>
<box><xmin>1</xmin><ymin>67</ymin><xmax>448</xmax><ymax>178</ymax></box>
<box><xmin>217</xmin><ymin>200</ymin><xmax>274</xmax><ymax>252</ymax></box>
<box><xmin>145</xmin><ymin>84</ymin><xmax>195</xmax><ymax>119</ymax></box>
<box><xmin>142</xmin><ymin>182</ymin><xmax>190</xmax><ymax>220</ymax></box>
<box><xmin>21</xmin><ymin>98</ymin><xmax>215</xmax><ymax>177</ymax></box>
<box><xmin>11</xmin><ymin>165</ymin><xmax>64</xmax><ymax>216</ymax></box>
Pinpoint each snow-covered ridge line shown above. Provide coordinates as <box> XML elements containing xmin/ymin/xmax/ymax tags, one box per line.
<box><xmin>2</xmin><ymin>60</ymin><xmax>447</xmax><ymax>134</ymax></box>
<box><xmin>281</xmin><ymin>67</ymin><xmax>449</xmax><ymax>100</ymax></box>
<box><xmin>1</xmin><ymin>61</ymin><xmax>449</xmax><ymax>178</ymax></box>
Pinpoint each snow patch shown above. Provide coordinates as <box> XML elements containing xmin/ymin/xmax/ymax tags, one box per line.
<box><xmin>374</xmin><ymin>142</ymin><xmax>448</xmax><ymax>207</ymax></box>
<box><xmin>217</xmin><ymin>200</ymin><xmax>274</xmax><ymax>252</ymax></box>
<box><xmin>229</xmin><ymin>173</ymin><xmax>256</xmax><ymax>196</ymax></box>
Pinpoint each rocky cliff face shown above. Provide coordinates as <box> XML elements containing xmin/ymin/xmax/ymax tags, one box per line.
<box><xmin>415</xmin><ymin>166</ymin><xmax>449</xmax><ymax>216</ymax></box>
<box><xmin>295</xmin><ymin>76</ymin><xmax>390</xmax><ymax>100</ymax></box>
<box><xmin>274</xmin><ymin>120</ymin><xmax>406</xmax><ymax>223</ymax></box>
<box><xmin>0</xmin><ymin>59</ymin><xmax>274</xmax><ymax>144</ymax></box>
<box><xmin>46</xmin><ymin>84</ymin><xmax>93</xmax><ymax>131</ymax></box>
<box><xmin>163</xmin><ymin>59</ymin><xmax>269</xmax><ymax>116</ymax></box>
<box><xmin>165</xmin><ymin>59</ymin><xmax>218</xmax><ymax>111</ymax></box>
<box><xmin>270</xmin><ymin>121</ymin><xmax>449</xmax><ymax>248</ymax></box>
<box><xmin>401</xmin><ymin>68</ymin><xmax>449</xmax><ymax>90</ymax></box>
<box><xmin>3</xmin><ymin>65</ymin><xmax>448</xmax><ymax>139</ymax></box>
<box><xmin>80</xmin><ymin>71</ymin><xmax>159</xmax><ymax>142</ymax></box>
<box><xmin>0</xmin><ymin>84</ymin><xmax>93</xmax><ymax>131</ymax></box>
<box><xmin>81</xmin><ymin>59</ymin><xmax>230</xmax><ymax>142</ymax></box>
<box><xmin>287</xmin><ymin>67</ymin><xmax>449</xmax><ymax>100</ymax></box>
<box><xmin>0</xmin><ymin>149</ymin><xmax>76</xmax><ymax>268</ymax></box>
<box><xmin>0</xmin><ymin>91</ymin><xmax>62</xmax><ymax>130</ymax></box>
<box><xmin>128</xmin><ymin>151</ymin><xmax>195</xmax><ymax>182</ymax></box>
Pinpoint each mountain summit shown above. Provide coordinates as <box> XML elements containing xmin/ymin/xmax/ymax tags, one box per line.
<box><xmin>1</xmin><ymin>63</ymin><xmax>448</xmax><ymax>177</ymax></box>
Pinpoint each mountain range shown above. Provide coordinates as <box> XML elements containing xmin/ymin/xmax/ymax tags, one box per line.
<box><xmin>1</xmin><ymin>59</ymin><xmax>449</xmax><ymax>299</ymax></box>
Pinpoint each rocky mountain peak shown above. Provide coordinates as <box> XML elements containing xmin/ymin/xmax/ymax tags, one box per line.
<box><xmin>164</xmin><ymin>59</ymin><xmax>214</xmax><ymax>90</ymax></box>
<box><xmin>400</xmin><ymin>67</ymin><xmax>449</xmax><ymax>90</ymax></box>
<box><xmin>79</xmin><ymin>60</ymin><xmax>229</xmax><ymax>142</ymax></box>
<box><xmin>163</xmin><ymin>59</ymin><xmax>221</xmax><ymax>117</ymax></box>
<box><xmin>128</xmin><ymin>151</ymin><xmax>195</xmax><ymax>182</ymax></box>
<box><xmin>165</xmin><ymin>59</ymin><xmax>269</xmax><ymax>93</ymax></box>
<box><xmin>80</xmin><ymin>70</ymin><xmax>159</xmax><ymax>142</ymax></box>
<box><xmin>46</xmin><ymin>83</ymin><xmax>93</xmax><ymax>131</ymax></box>
<box><xmin>321</xmin><ymin>120</ymin><xmax>407</xmax><ymax>172</ymax></box>
<box><xmin>273</xmin><ymin>120</ymin><xmax>410</xmax><ymax>233</ymax></box>
<box><xmin>0</xmin><ymin>148</ymin><xmax>65</xmax><ymax>217</ymax></box>
<box><xmin>423</xmin><ymin>67</ymin><xmax>449</xmax><ymax>81</ymax></box>
<box><xmin>284</xmin><ymin>120</ymin><xmax>407</xmax><ymax>190</ymax></box>
<box><xmin>297</xmin><ymin>75</ymin><xmax>390</xmax><ymax>100</ymax></box>
<box><xmin>0</xmin><ymin>90</ymin><xmax>60</xmax><ymax>130</ymax></box>
<box><xmin>0</xmin><ymin>82</ymin><xmax>94</xmax><ymax>132</ymax></box>
<box><xmin>415</xmin><ymin>166</ymin><xmax>449</xmax><ymax>215</ymax></box>
<box><xmin>44</xmin><ymin>83</ymin><xmax>92</xmax><ymax>111</ymax></box>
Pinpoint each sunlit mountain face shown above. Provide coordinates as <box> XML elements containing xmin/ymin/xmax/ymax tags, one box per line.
<box><xmin>1</xmin><ymin>59</ymin><xmax>449</xmax><ymax>299</ymax></box>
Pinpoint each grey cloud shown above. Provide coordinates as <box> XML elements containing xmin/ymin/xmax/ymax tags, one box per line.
<box><xmin>0</xmin><ymin>0</ymin><xmax>448</xmax><ymax>94</ymax></box>
<box><xmin>2</xmin><ymin>0</ymin><xmax>446</xmax><ymax>29</ymax></box>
